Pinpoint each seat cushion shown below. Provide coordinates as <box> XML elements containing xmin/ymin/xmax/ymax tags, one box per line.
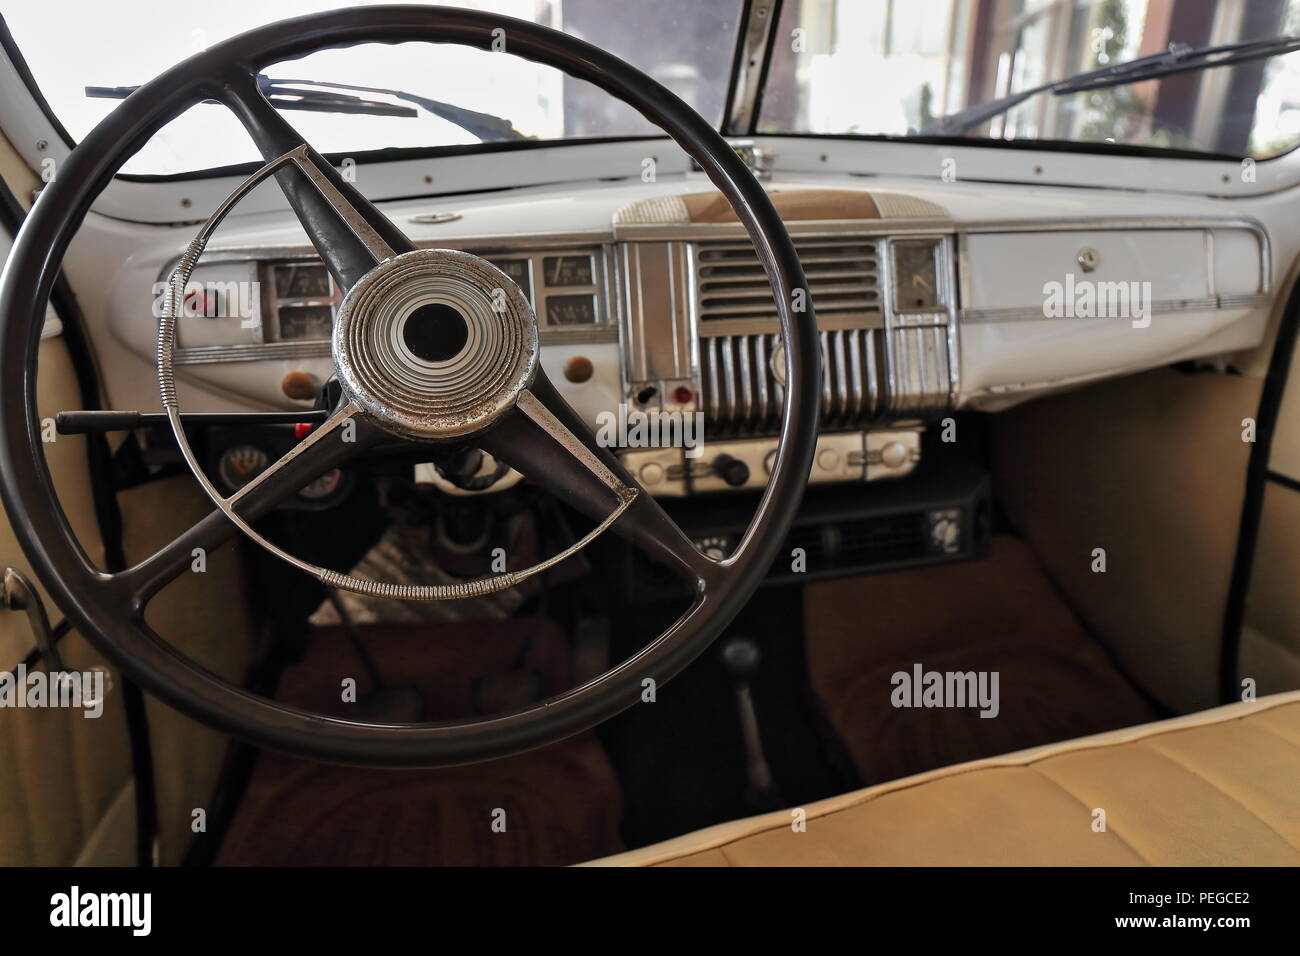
<box><xmin>583</xmin><ymin>690</ymin><xmax>1300</xmax><ymax>866</ymax></box>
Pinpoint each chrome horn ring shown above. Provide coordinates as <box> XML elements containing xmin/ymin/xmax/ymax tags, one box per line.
<box><xmin>333</xmin><ymin>247</ymin><xmax>538</xmax><ymax>440</ymax></box>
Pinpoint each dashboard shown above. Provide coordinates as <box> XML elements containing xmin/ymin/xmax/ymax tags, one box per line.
<box><xmin>93</xmin><ymin>174</ymin><xmax>1273</xmax><ymax>503</ymax></box>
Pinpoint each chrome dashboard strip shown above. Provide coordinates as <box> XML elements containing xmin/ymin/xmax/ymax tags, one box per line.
<box><xmin>164</xmin><ymin>230</ymin><xmax>617</xmax><ymax>271</ymax></box>
<box><xmin>172</xmin><ymin>327</ymin><xmax>615</xmax><ymax>364</ymax></box>
<box><xmin>960</xmin><ymin>293</ymin><xmax>1270</xmax><ymax>324</ymax></box>
<box><xmin>174</xmin><ymin>341</ymin><xmax>331</xmax><ymax>365</ymax></box>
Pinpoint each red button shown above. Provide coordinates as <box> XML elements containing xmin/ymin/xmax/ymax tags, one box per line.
<box><xmin>673</xmin><ymin>386</ymin><xmax>694</xmax><ymax>405</ymax></box>
<box><xmin>293</xmin><ymin>422</ymin><xmax>313</xmax><ymax>439</ymax></box>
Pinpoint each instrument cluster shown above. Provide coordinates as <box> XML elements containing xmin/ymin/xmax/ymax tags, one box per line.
<box><xmin>257</xmin><ymin>246</ymin><xmax>613</xmax><ymax>350</ymax></box>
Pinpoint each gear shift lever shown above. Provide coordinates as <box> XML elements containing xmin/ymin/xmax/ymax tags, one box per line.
<box><xmin>718</xmin><ymin>635</ymin><xmax>783</xmax><ymax>811</ymax></box>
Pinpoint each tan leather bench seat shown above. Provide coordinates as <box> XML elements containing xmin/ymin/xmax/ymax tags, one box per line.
<box><xmin>584</xmin><ymin>691</ymin><xmax>1300</xmax><ymax>866</ymax></box>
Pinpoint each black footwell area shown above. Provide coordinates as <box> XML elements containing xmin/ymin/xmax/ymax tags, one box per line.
<box><xmin>597</xmin><ymin>585</ymin><xmax>860</xmax><ymax>851</ymax></box>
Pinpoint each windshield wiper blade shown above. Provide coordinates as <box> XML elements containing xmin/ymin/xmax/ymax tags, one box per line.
<box><xmin>1056</xmin><ymin>36</ymin><xmax>1300</xmax><ymax>91</ymax></box>
<box><xmin>85</xmin><ymin>80</ymin><xmax>418</xmax><ymax>118</ymax></box>
<box><xmin>260</xmin><ymin>77</ymin><xmax>527</xmax><ymax>142</ymax></box>
<box><xmin>87</xmin><ymin>75</ymin><xmax>527</xmax><ymax>140</ymax></box>
<box><xmin>924</xmin><ymin>35</ymin><xmax>1300</xmax><ymax>136</ymax></box>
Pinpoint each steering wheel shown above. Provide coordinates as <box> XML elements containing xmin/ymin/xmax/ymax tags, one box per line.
<box><xmin>0</xmin><ymin>5</ymin><xmax>819</xmax><ymax>766</ymax></box>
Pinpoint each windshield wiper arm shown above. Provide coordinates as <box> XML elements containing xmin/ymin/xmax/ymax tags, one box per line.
<box><xmin>924</xmin><ymin>35</ymin><xmax>1300</xmax><ymax>136</ymax></box>
<box><xmin>86</xmin><ymin>78</ymin><xmax>418</xmax><ymax>118</ymax></box>
<box><xmin>266</xmin><ymin>77</ymin><xmax>527</xmax><ymax>142</ymax></box>
<box><xmin>86</xmin><ymin>75</ymin><xmax>527</xmax><ymax>141</ymax></box>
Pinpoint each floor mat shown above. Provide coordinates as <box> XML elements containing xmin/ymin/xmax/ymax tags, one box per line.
<box><xmin>217</xmin><ymin>619</ymin><xmax>623</xmax><ymax>866</ymax></box>
<box><xmin>805</xmin><ymin>535</ymin><xmax>1160</xmax><ymax>786</ymax></box>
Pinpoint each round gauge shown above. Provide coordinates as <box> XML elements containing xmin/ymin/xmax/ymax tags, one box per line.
<box><xmin>299</xmin><ymin>468</ymin><xmax>343</xmax><ymax>500</ymax></box>
<box><xmin>695</xmin><ymin>535</ymin><xmax>731</xmax><ymax>561</ymax></box>
<box><xmin>218</xmin><ymin>444</ymin><xmax>269</xmax><ymax>491</ymax></box>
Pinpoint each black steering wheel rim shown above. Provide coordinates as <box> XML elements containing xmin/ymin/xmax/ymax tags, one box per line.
<box><xmin>0</xmin><ymin>5</ymin><xmax>820</xmax><ymax>767</ymax></box>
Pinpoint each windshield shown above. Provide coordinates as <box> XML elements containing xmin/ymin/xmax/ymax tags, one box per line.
<box><xmin>760</xmin><ymin>0</ymin><xmax>1300</xmax><ymax>159</ymax></box>
<box><xmin>1</xmin><ymin>0</ymin><xmax>743</xmax><ymax>176</ymax></box>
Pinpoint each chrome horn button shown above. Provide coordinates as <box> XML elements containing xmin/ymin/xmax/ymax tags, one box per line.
<box><xmin>333</xmin><ymin>248</ymin><xmax>538</xmax><ymax>439</ymax></box>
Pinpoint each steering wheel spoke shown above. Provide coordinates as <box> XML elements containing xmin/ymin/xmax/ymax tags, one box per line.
<box><xmin>479</xmin><ymin>370</ymin><xmax>717</xmax><ymax>590</ymax></box>
<box><xmin>223</xmin><ymin>401</ymin><xmax>379</xmax><ymax>510</ymax></box>
<box><xmin>218</xmin><ymin>68</ymin><xmax>415</xmax><ymax>289</ymax></box>
<box><xmin>119</xmin><ymin>402</ymin><xmax>385</xmax><ymax>609</ymax></box>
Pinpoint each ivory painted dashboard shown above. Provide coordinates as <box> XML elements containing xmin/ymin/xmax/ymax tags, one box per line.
<box><xmin>80</xmin><ymin>174</ymin><xmax>1276</xmax><ymax>497</ymax></box>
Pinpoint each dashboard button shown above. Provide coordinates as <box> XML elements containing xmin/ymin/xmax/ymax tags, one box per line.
<box><xmin>564</xmin><ymin>355</ymin><xmax>594</xmax><ymax>383</ymax></box>
<box><xmin>712</xmin><ymin>454</ymin><xmax>750</xmax><ymax>487</ymax></box>
<box><xmin>281</xmin><ymin>370</ymin><xmax>318</xmax><ymax>401</ymax></box>
<box><xmin>881</xmin><ymin>441</ymin><xmax>909</xmax><ymax>469</ymax></box>
<box><xmin>639</xmin><ymin>462</ymin><xmax>666</xmax><ymax>485</ymax></box>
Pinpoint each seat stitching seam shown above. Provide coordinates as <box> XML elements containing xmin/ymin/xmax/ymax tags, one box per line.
<box><xmin>1022</xmin><ymin>763</ymin><xmax>1150</xmax><ymax>864</ymax></box>
<box><xmin>1137</xmin><ymin>739</ymin><xmax>1300</xmax><ymax>852</ymax></box>
<box><xmin>1242</xmin><ymin>720</ymin><xmax>1300</xmax><ymax>750</ymax></box>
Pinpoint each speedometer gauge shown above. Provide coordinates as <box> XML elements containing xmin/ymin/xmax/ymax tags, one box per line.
<box><xmin>299</xmin><ymin>469</ymin><xmax>343</xmax><ymax>500</ymax></box>
<box><xmin>277</xmin><ymin>304</ymin><xmax>334</xmax><ymax>341</ymax></box>
<box><xmin>545</xmin><ymin>294</ymin><xmax>597</xmax><ymax>326</ymax></box>
<box><xmin>218</xmin><ymin>444</ymin><xmax>269</xmax><ymax>491</ymax></box>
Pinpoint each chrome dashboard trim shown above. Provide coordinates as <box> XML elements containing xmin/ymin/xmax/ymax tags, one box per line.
<box><xmin>1217</xmin><ymin>291</ymin><xmax>1274</xmax><ymax>309</ymax></box>
<box><xmin>173</xmin><ymin>319</ymin><xmax>614</xmax><ymax>365</ymax></box>
<box><xmin>163</xmin><ymin>230</ymin><xmax>617</xmax><ymax>268</ymax></box>
<box><xmin>960</xmin><ymin>293</ymin><xmax>1270</xmax><ymax>324</ymax></box>
<box><xmin>174</xmin><ymin>340</ymin><xmax>331</xmax><ymax>365</ymax></box>
<box><xmin>615</xmin><ymin>240</ymin><xmax>699</xmax><ymax>407</ymax></box>
<box><xmin>877</xmin><ymin>235</ymin><xmax>959</xmax><ymax>415</ymax></box>
<box><xmin>698</xmin><ymin>312</ymin><xmax>887</xmax><ymax>338</ymax></box>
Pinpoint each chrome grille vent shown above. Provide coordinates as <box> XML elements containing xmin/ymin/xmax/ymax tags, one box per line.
<box><xmin>695</xmin><ymin>238</ymin><xmax>881</xmax><ymax>326</ymax></box>
<box><xmin>700</xmin><ymin>329</ymin><xmax>885</xmax><ymax>438</ymax></box>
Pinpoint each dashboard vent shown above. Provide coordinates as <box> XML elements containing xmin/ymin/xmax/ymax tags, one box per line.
<box><xmin>772</xmin><ymin>511</ymin><xmax>928</xmax><ymax>577</ymax></box>
<box><xmin>700</xmin><ymin>328</ymin><xmax>884</xmax><ymax>438</ymax></box>
<box><xmin>695</xmin><ymin>238</ymin><xmax>881</xmax><ymax>326</ymax></box>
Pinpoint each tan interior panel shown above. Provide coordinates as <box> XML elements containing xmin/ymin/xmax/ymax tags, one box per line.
<box><xmin>991</xmin><ymin>366</ymin><xmax>1260</xmax><ymax>713</ymax></box>
<box><xmin>1245</xmin><ymin>482</ymin><xmax>1300</xmax><ymax>665</ymax></box>
<box><xmin>119</xmin><ymin>475</ymin><xmax>251</xmax><ymax>865</ymax></box>
<box><xmin>1268</xmin><ymin>332</ymin><xmax>1300</xmax><ymax>482</ymax></box>
<box><xmin>0</xmin><ymin>338</ymin><xmax>129</xmax><ymax>866</ymax></box>
<box><xmin>0</xmin><ymin>338</ymin><xmax>249</xmax><ymax>865</ymax></box>
<box><xmin>1241</xmin><ymin>304</ymin><xmax>1300</xmax><ymax>699</ymax></box>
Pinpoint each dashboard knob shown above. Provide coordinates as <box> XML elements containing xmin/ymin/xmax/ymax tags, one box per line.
<box><xmin>638</xmin><ymin>462</ymin><xmax>666</xmax><ymax>485</ymax></box>
<box><xmin>712</xmin><ymin>454</ymin><xmax>750</xmax><ymax>487</ymax></box>
<box><xmin>281</xmin><ymin>370</ymin><xmax>319</xmax><ymax>401</ymax></box>
<box><xmin>881</xmin><ymin>441</ymin><xmax>909</xmax><ymax>469</ymax></box>
<box><xmin>564</xmin><ymin>355</ymin><xmax>594</xmax><ymax>383</ymax></box>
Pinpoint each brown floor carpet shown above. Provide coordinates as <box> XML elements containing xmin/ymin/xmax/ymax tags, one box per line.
<box><xmin>217</xmin><ymin>619</ymin><xmax>623</xmax><ymax>866</ymax></box>
<box><xmin>805</xmin><ymin>535</ymin><xmax>1160</xmax><ymax>786</ymax></box>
